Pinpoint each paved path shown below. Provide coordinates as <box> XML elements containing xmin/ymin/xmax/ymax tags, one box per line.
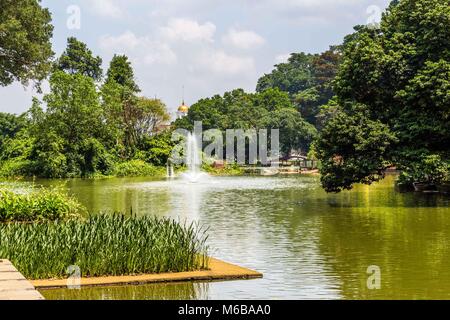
<box><xmin>33</xmin><ymin>258</ymin><xmax>262</xmax><ymax>289</ymax></box>
<box><xmin>0</xmin><ymin>259</ymin><xmax>44</xmax><ymax>300</ymax></box>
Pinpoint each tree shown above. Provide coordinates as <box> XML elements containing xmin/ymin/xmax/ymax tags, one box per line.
<box><xmin>105</xmin><ymin>55</ymin><xmax>140</xmax><ymax>92</ymax></box>
<box><xmin>101</xmin><ymin>55</ymin><xmax>143</xmax><ymax>157</ymax></box>
<box><xmin>0</xmin><ymin>38</ymin><xmax>172</xmax><ymax>178</ymax></box>
<box><xmin>35</xmin><ymin>70</ymin><xmax>109</xmax><ymax>177</ymax></box>
<box><xmin>55</xmin><ymin>37</ymin><xmax>103</xmax><ymax>81</ymax></box>
<box><xmin>134</xmin><ymin>97</ymin><xmax>170</xmax><ymax>140</ymax></box>
<box><xmin>0</xmin><ymin>112</ymin><xmax>27</xmax><ymax>154</ymax></box>
<box><xmin>31</xmin><ymin>130</ymin><xmax>67</xmax><ymax>178</ymax></box>
<box><xmin>0</xmin><ymin>0</ymin><xmax>54</xmax><ymax>87</ymax></box>
<box><xmin>256</xmin><ymin>49</ymin><xmax>341</xmax><ymax>126</ymax></box>
<box><xmin>317</xmin><ymin>0</ymin><xmax>450</xmax><ymax>192</ymax></box>
<box><xmin>262</xmin><ymin>108</ymin><xmax>317</xmax><ymax>156</ymax></box>
<box><xmin>294</xmin><ymin>48</ymin><xmax>341</xmax><ymax>125</ymax></box>
<box><xmin>316</xmin><ymin>104</ymin><xmax>397</xmax><ymax>192</ymax></box>
<box><xmin>139</xmin><ymin>131</ymin><xmax>175</xmax><ymax>167</ymax></box>
<box><xmin>122</xmin><ymin>97</ymin><xmax>170</xmax><ymax>151</ymax></box>
<box><xmin>257</xmin><ymin>53</ymin><xmax>315</xmax><ymax>95</ymax></box>
<box><xmin>174</xmin><ymin>88</ymin><xmax>317</xmax><ymax>157</ymax></box>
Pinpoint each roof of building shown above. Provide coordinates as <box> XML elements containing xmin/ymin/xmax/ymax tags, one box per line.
<box><xmin>178</xmin><ymin>100</ymin><xmax>189</xmax><ymax>113</ymax></box>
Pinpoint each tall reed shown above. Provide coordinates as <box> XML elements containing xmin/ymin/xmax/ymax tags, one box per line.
<box><xmin>0</xmin><ymin>214</ymin><xmax>209</xmax><ymax>280</ymax></box>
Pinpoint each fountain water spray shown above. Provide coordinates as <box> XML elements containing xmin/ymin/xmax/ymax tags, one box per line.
<box><xmin>181</xmin><ymin>133</ymin><xmax>208</xmax><ymax>183</ymax></box>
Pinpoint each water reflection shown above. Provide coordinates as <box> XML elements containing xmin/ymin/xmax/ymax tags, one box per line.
<box><xmin>30</xmin><ymin>174</ymin><xmax>450</xmax><ymax>300</ymax></box>
<box><xmin>317</xmin><ymin>183</ymin><xmax>450</xmax><ymax>299</ymax></box>
<box><xmin>41</xmin><ymin>282</ymin><xmax>210</xmax><ymax>300</ymax></box>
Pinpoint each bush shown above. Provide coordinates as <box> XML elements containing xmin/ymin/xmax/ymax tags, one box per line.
<box><xmin>112</xmin><ymin>160</ymin><xmax>165</xmax><ymax>177</ymax></box>
<box><xmin>0</xmin><ymin>188</ymin><xmax>85</xmax><ymax>222</ymax></box>
<box><xmin>138</xmin><ymin>132</ymin><xmax>174</xmax><ymax>167</ymax></box>
<box><xmin>0</xmin><ymin>214</ymin><xmax>209</xmax><ymax>279</ymax></box>
<box><xmin>0</xmin><ymin>159</ymin><xmax>33</xmax><ymax>178</ymax></box>
<box><xmin>398</xmin><ymin>154</ymin><xmax>450</xmax><ymax>185</ymax></box>
<box><xmin>201</xmin><ymin>163</ymin><xmax>243</xmax><ymax>176</ymax></box>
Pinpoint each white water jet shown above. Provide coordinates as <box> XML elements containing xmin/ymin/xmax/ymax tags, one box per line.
<box><xmin>166</xmin><ymin>162</ymin><xmax>174</xmax><ymax>178</ymax></box>
<box><xmin>181</xmin><ymin>133</ymin><xmax>209</xmax><ymax>183</ymax></box>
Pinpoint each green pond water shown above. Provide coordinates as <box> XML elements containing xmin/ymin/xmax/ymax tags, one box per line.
<box><xmin>12</xmin><ymin>174</ymin><xmax>450</xmax><ymax>300</ymax></box>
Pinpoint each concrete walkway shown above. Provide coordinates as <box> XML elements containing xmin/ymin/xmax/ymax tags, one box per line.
<box><xmin>33</xmin><ymin>258</ymin><xmax>263</xmax><ymax>289</ymax></box>
<box><xmin>0</xmin><ymin>260</ymin><xmax>44</xmax><ymax>300</ymax></box>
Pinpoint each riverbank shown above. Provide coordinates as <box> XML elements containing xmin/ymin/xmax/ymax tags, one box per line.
<box><xmin>0</xmin><ymin>160</ymin><xmax>168</xmax><ymax>180</ymax></box>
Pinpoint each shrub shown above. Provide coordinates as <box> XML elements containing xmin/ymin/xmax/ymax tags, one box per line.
<box><xmin>398</xmin><ymin>154</ymin><xmax>450</xmax><ymax>185</ymax></box>
<box><xmin>112</xmin><ymin>160</ymin><xmax>165</xmax><ymax>177</ymax></box>
<box><xmin>0</xmin><ymin>159</ymin><xmax>33</xmax><ymax>178</ymax></box>
<box><xmin>0</xmin><ymin>188</ymin><xmax>85</xmax><ymax>222</ymax></box>
<box><xmin>0</xmin><ymin>214</ymin><xmax>209</xmax><ymax>279</ymax></box>
<box><xmin>201</xmin><ymin>163</ymin><xmax>244</xmax><ymax>176</ymax></box>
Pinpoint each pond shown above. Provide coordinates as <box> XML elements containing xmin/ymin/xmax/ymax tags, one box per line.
<box><xmin>19</xmin><ymin>174</ymin><xmax>450</xmax><ymax>300</ymax></box>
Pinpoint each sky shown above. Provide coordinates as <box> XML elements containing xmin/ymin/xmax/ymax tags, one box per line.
<box><xmin>0</xmin><ymin>0</ymin><xmax>390</xmax><ymax>117</ymax></box>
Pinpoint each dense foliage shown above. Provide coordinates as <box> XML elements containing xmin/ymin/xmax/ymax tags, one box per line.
<box><xmin>111</xmin><ymin>160</ymin><xmax>165</xmax><ymax>177</ymax></box>
<box><xmin>1</xmin><ymin>0</ymin><xmax>448</xmax><ymax>193</ymax></box>
<box><xmin>0</xmin><ymin>187</ymin><xmax>84</xmax><ymax>222</ymax></box>
<box><xmin>257</xmin><ymin>49</ymin><xmax>341</xmax><ymax>126</ymax></box>
<box><xmin>0</xmin><ymin>38</ymin><xmax>171</xmax><ymax>178</ymax></box>
<box><xmin>174</xmin><ymin>88</ymin><xmax>317</xmax><ymax>157</ymax></box>
<box><xmin>0</xmin><ymin>214</ymin><xmax>209</xmax><ymax>279</ymax></box>
<box><xmin>55</xmin><ymin>37</ymin><xmax>103</xmax><ymax>81</ymax></box>
<box><xmin>0</xmin><ymin>0</ymin><xmax>54</xmax><ymax>88</ymax></box>
<box><xmin>316</xmin><ymin>0</ymin><xmax>450</xmax><ymax>192</ymax></box>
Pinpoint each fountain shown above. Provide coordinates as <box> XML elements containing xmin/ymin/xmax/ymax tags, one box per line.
<box><xmin>181</xmin><ymin>133</ymin><xmax>209</xmax><ymax>183</ymax></box>
<box><xmin>166</xmin><ymin>161</ymin><xmax>174</xmax><ymax>178</ymax></box>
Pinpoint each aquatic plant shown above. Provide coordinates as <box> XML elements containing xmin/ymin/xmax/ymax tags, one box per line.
<box><xmin>0</xmin><ymin>214</ymin><xmax>209</xmax><ymax>279</ymax></box>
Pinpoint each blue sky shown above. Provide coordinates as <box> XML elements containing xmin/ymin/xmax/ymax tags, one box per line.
<box><xmin>0</xmin><ymin>0</ymin><xmax>390</xmax><ymax>116</ymax></box>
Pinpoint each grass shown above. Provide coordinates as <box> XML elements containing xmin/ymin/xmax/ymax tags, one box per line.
<box><xmin>0</xmin><ymin>214</ymin><xmax>209</xmax><ymax>280</ymax></box>
<box><xmin>0</xmin><ymin>187</ymin><xmax>85</xmax><ymax>222</ymax></box>
<box><xmin>112</xmin><ymin>160</ymin><xmax>166</xmax><ymax>177</ymax></box>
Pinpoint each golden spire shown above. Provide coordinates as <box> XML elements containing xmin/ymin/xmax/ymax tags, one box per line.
<box><xmin>178</xmin><ymin>85</ymin><xmax>189</xmax><ymax>113</ymax></box>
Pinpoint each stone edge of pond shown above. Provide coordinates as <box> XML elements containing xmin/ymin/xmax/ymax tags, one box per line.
<box><xmin>0</xmin><ymin>259</ymin><xmax>45</xmax><ymax>300</ymax></box>
<box><xmin>32</xmin><ymin>258</ymin><xmax>263</xmax><ymax>289</ymax></box>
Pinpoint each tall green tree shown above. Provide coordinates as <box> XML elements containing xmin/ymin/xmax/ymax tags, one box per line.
<box><xmin>257</xmin><ymin>53</ymin><xmax>315</xmax><ymax>96</ymax></box>
<box><xmin>102</xmin><ymin>55</ymin><xmax>144</xmax><ymax>156</ymax></box>
<box><xmin>294</xmin><ymin>48</ymin><xmax>341</xmax><ymax>126</ymax></box>
<box><xmin>55</xmin><ymin>37</ymin><xmax>103</xmax><ymax>81</ymax></box>
<box><xmin>256</xmin><ymin>49</ymin><xmax>341</xmax><ymax>126</ymax></box>
<box><xmin>34</xmin><ymin>71</ymin><xmax>110</xmax><ymax>177</ymax></box>
<box><xmin>317</xmin><ymin>0</ymin><xmax>450</xmax><ymax>192</ymax></box>
<box><xmin>0</xmin><ymin>0</ymin><xmax>54</xmax><ymax>87</ymax></box>
<box><xmin>105</xmin><ymin>55</ymin><xmax>140</xmax><ymax>92</ymax></box>
<box><xmin>0</xmin><ymin>40</ymin><xmax>171</xmax><ymax>178</ymax></box>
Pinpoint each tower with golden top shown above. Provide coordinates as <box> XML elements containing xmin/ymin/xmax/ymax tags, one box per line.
<box><xmin>177</xmin><ymin>100</ymin><xmax>189</xmax><ymax>119</ymax></box>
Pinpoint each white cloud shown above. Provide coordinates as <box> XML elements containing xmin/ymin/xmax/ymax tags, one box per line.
<box><xmin>197</xmin><ymin>50</ymin><xmax>255</xmax><ymax>75</ymax></box>
<box><xmin>222</xmin><ymin>28</ymin><xmax>266</xmax><ymax>50</ymax></box>
<box><xmin>281</xmin><ymin>0</ymin><xmax>360</xmax><ymax>8</ymax></box>
<box><xmin>1</xmin><ymin>0</ymin><xmax>392</xmax><ymax>115</ymax></box>
<box><xmin>100</xmin><ymin>31</ymin><xmax>139</xmax><ymax>49</ymax></box>
<box><xmin>89</xmin><ymin>0</ymin><xmax>122</xmax><ymax>18</ymax></box>
<box><xmin>275</xmin><ymin>53</ymin><xmax>291</xmax><ymax>64</ymax></box>
<box><xmin>159</xmin><ymin>18</ymin><xmax>216</xmax><ymax>43</ymax></box>
<box><xmin>99</xmin><ymin>31</ymin><xmax>177</xmax><ymax>66</ymax></box>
